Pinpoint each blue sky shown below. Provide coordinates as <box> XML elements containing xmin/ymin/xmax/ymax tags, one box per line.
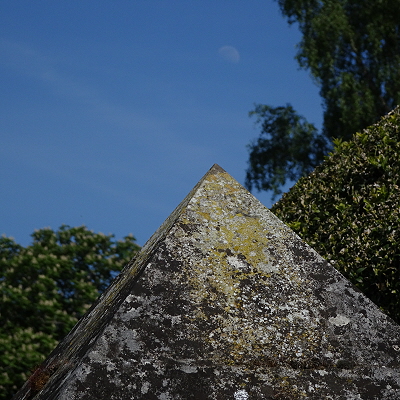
<box><xmin>1</xmin><ymin>1</ymin><xmax>323</xmax><ymax>247</ymax></box>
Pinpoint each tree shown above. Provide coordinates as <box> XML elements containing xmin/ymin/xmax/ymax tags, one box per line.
<box><xmin>0</xmin><ymin>225</ymin><xmax>140</xmax><ymax>400</ymax></box>
<box><xmin>246</xmin><ymin>0</ymin><xmax>400</xmax><ymax>197</ymax></box>
<box><xmin>246</xmin><ymin>104</ymin><xmax>328</xmax><ymax>197</ymax></box>
<box><xmin>272</xmin><ymin>107</ymin><xmax>400</xmax><ymax>324</ymax></box>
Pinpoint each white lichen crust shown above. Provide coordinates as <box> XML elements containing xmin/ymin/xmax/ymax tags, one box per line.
<box><xmin>14</xmin><ymin>165</ymin><xmax>400</xmax><ymax>400</ymax></box>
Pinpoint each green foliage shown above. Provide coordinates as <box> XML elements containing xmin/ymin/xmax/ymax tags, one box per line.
<box><xmin>272</xmin><ymin>107</ymin><xmax>400</xmax><ymax>324</ymax></box>
<box><xmin>247</xmin><ymin>0</ymin><xmax>400</xmax><ymax>197</ymax></box>
<box><xmin>246</xmin><ymin>104</ymin><xmax>329</xmax><ymax>198</ymax></box>
<box><xmin>0</xmin><ymin>225</ymin><xmax>140</xmax><ymax>399</ymax></box>
<box><xmin>283</xmin><ymin>0</ymin><xmax>400</xmax><ymax>140</ymax></box>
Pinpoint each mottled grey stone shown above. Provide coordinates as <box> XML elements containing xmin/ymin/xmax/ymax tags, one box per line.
<box><xmin>14</xmin><ymin>164</ymin><xmax>400</xmax><ymax>399</ymax></box>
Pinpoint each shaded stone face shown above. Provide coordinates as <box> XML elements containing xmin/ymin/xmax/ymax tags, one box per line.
<box><xmin>15</xmin><ymin>165</ymin><xmax>400</xmax><ymax>400</ymax></box>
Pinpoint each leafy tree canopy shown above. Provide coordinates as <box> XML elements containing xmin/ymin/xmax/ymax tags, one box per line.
<box><xmin>0</xmin><ymin>225</ymin><xmax>140</xmax><ymax>399</ymax></box>
<box><xmin>246</xmin><ymin>104</ymin><xmax>328</xmax><ymax>197</ymax></box>
<box><xmin>272</xmin><ymin>107</ymin><xmax>400</xmax><ymax>324</ymax></box>
<box><xmin>247</xmin><ymin>0</ymin><xmax>400</xmax><ymax>197</ymax></box>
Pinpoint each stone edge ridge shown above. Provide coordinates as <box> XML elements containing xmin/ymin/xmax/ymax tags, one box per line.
<box><xmin>13</xmin><ymin>164</ymin><xmax>228</xmax><ymax>400</ymax></box>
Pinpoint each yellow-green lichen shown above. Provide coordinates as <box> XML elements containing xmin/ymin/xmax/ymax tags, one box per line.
<box><xmin>163</xmin><ymin>168</ymin><xmax>329</xmax><ymax>369</ymax></box>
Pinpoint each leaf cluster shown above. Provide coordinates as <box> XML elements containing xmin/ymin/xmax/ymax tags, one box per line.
<box><xmin>272</xmin><ymin>106</ymin><xmax>400</xmax><ymax>324</ymax></box>
<box><xmin>0</xmin><ymin>225</ymin><xmax>140</xmax><ymax>399</ymax></box>
<box><xmin>247</xmin><ymin>0</ymin><xmax>400</xmax><ymax>197</ymax></box>
<box><xmin>246</xmin><ymin>104</ymin><xmax>329</xmax><ymax>198</ymax></box>
<box><xmin>278</xmin><ymin>0</ymin><xmax>400</xmax><ymax>141</ymax></box>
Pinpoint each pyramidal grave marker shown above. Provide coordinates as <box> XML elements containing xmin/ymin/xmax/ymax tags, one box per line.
<box><xmin>15</xmin><ymin>164</ymin><xmax>400</xmax><ymax>399</ymax></box>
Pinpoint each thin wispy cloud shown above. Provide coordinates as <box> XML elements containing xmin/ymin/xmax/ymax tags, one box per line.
<box><xmin>0</xmin><ymin>38</ymin><xmax>160</xmax><ymax>134</ymax></box>
<box><xmin>1</xmin><ymin>2</ymin><xmax>323</xmax><ymax>248</ymax></box>
<box><xmin>1</xmin><ymin>38</ymin><xmax>219</xmax><ymax>208</ymax></box>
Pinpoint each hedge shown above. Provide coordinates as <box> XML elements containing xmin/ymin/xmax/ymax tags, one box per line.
<box><xmin>272</xmin><ymin>106</ymin><xmax>400</xmax><ymax>324</ymax></box>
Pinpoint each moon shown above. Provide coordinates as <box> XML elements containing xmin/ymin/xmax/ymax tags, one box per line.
<box><xmin>218</xmin><ymin>46</ymin><xmax>240</xmax><ymax>63</ymax></box>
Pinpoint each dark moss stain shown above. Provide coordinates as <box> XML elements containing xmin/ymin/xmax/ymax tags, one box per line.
<box><xmin>27</xmin><ymin>358</ymin><xmax>67</xmax><ymax>399</ymax></box>
<box><xmin>13</xmin><ymin>164</ymin><xmax>400</xmax><ymax>400</ymax></box>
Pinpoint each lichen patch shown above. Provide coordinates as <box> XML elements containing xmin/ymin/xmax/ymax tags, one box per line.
<box><xmin>14</xmin><ymin>164</ymin><xmax>400</xmax><ymax>400</ymax></box>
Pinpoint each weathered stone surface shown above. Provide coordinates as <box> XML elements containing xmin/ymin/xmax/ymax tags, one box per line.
<box><xmin>15</xmin><ymin>164</ymin><xmax>400</xmax><ymax>399</ymax></box>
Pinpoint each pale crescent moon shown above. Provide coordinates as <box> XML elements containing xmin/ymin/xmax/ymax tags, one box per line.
<box><xmin>218</xmin><ymin>46</ymin><xmax>240</xmax><ymax>63</ymax></box>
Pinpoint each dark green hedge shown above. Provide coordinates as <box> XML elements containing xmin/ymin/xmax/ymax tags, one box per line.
<box><xmin>272</xmin><ymin>106</ymin><xmax>400</xmax><ymax>324</ymax></box>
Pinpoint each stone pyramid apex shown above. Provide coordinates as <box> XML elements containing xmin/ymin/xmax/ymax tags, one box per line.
<box><xmin>15</xmin><ymin>164</ymin><xmax>400</xmax><ymax>399</ymax></box>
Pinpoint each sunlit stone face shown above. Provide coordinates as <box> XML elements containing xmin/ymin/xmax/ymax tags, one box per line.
<box><xmin>14</xmin><ymin>165</ymin><xmax>400</xmax><ymax>400</ymax></box>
